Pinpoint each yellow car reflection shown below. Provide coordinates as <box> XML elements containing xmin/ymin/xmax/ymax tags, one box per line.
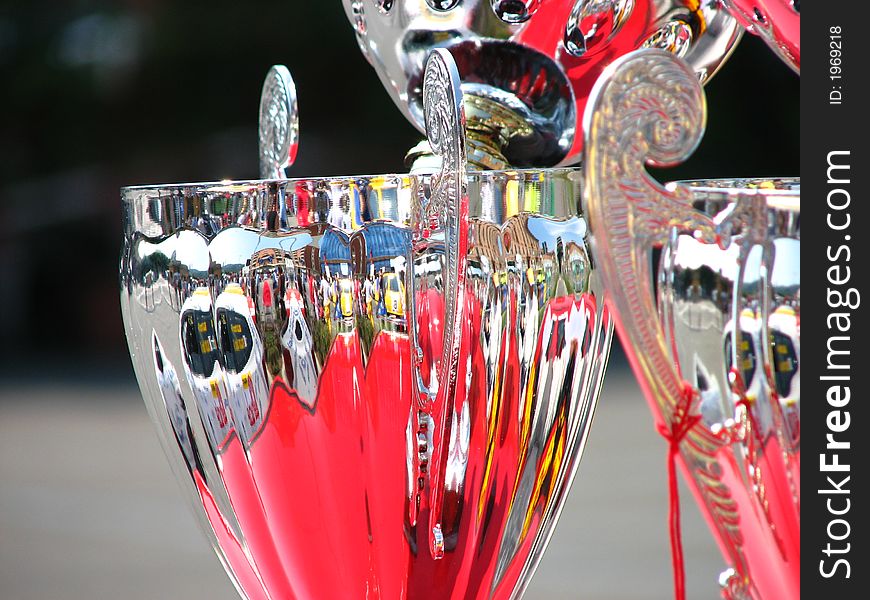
<box><xmin>338</xmin><ymin>278</ymin><xmax>355</xmax><ymax>319</ymax></box>
<box><xmin>383</xmin><ymin>273</ymin><xmax>405</xmax><ymax>318</ymax></box>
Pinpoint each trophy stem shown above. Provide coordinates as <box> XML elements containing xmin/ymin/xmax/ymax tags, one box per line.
<box><xmin>406</xmin><ymin>93</ymin><xmax>534</xmax><ymax>172</ymax></box>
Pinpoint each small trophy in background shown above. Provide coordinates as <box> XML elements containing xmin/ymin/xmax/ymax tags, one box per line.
<box><xmin>581</xmin><ymin>49</ymin><xmax>799</xmax><ymax>599</ymax></box>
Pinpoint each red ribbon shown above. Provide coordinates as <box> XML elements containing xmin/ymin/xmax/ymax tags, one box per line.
<box><xmin>656</xmin><ymin>382</ymin><xmax>702</xmax><ymax>600</ymax></box>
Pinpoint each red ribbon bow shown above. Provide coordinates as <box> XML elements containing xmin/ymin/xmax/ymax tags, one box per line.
<box><xmin>656</xmin><ymin>382</ymin><xmax>702</xmax><ymax>600</ymax></box>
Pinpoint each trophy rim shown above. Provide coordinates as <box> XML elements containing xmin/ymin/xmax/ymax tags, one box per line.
<box><xmin>667</xmin><ymin>177</ymin><xmax>800</xmax><ymax>211</ymax></box>
<box><xmin>120</xmin><ymin>166</ymin><xmax>584</xmax><ymax>195</ymax></box>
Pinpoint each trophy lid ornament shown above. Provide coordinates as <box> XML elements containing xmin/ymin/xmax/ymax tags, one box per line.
<box><xmin>258</xmin><ymin>65</ymin><xmax>299</xmax><ymax>180</ymax></box>
<box><xmin>342</xmin><ymin>0</ymin><xmax>743</xmax><ymax>167</ymax></box>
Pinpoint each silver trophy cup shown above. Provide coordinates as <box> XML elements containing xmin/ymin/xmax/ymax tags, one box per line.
<box><xmin>121</xmin><ymin>51</ymin><xmax>612</xmax><ymax>599</ymax></box>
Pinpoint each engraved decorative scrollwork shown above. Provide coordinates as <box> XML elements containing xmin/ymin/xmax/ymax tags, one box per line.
<box><xmin>583</xmin><ymin>48</ymin><xmax>711</xmax><ymax>417</ymax></box>
<box><xmin>411</xmin><ymin>48</ymin><xmax>470</xmax><ymax>558</ymax></box>
<box><xmin>421</xmin><ymin>49</ymin><xmax>467</xmax><ymax>391</ymax></box>
<box><xmin>421</xmin><ymin>48</ymin><xmax>467</xmax><ymax>226</ymax></box>
<box><xmin>719</xmin><ymin>567</ymin><xmax>752</xmax><ymax>600</ymax></box>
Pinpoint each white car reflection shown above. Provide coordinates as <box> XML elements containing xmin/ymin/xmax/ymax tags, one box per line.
<box><xmin>215</xmin><ymin>283</ymin><xmax>269</xmax><ymax>447</ymax></box>
<box><xmin>724</xmin><ymin>308</ymin><xmax>774</xmax><ymax>433</ymax></box>
<box><xmin>282</xmin><ymin>288</ymin><xmax>318</xmax><ymax>410</ymax></box>
<box><xmin>769</xmin><ymin>305</ymin><xmax>800</xmax><ymax>446</ymax></box>
<box><xmin>180</xmin><ymin>287</ymin><xmax>234</xmax><ymax>452</ymax></box>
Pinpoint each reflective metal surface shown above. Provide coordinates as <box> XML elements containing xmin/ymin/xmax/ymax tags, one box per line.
<box><xmin>258</xmin><ymin>65</ymin><xmax>299</xmax><ymax>180</ymax></box>
<box><xmin>722</xmin><ymin>0</ymin><xmax>800</xmax><ymax>72</ymax></box>
<box><xmin>341</xmin><ymin>0</ymin><xmax>742</xmax><ymax>166</ymax></box>
<box><xmin>582</xmin><ymin>49</ymin><xmax>799</xmax><ymax>600</ymax></box>
<box><xmin>121</xmin><ymin>51</ymin><xmax>611</xmax><ymax>599</ymax></box>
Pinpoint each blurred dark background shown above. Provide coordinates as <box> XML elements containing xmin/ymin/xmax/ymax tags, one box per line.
<box><xmin>0</xmin><ymin>2</ymin><xmax>797</xmax><ymax>378</ymax></box>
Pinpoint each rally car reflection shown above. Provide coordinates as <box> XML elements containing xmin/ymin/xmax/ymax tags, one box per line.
<box><xmin>769</xmin><ymin>304</ymin><xmax>800</xmax><ymax>447</ymax></box>
<box><xmin>723</xmin><ymin>309</ymin><xmax>759</xmax><ymax>395</ymax></box>
<box><xmin>215</xmin><ymin>283</ymin><xmax>268</xmax><ymax>447</ymax></box>
<box><xmin>180</xmin><ymin>287</ymin><xmax>233</xmax><ymax>452</ymax></box>
<box><xmin>282</xmin><ymin>288</ymin><xmax>319</xmax><ymax>409</ymax></box>
<box><xmin>337</xmin><ymin>277</ymin><xmax>355</xmax><ymax>321</ymax></box>
<box><xmin>723</xmin><ymin>308</ymin><xmax>779</xmax><ymax>435</ymax></box>
<box><xmin>382</xmin><ymin>272</ymin><xmax>405</xmax><ymax>319</ymax></box>
<box><xmin>769</xmin><ymin>305</ymin><xmax>800</xmax><ymax>401</ymax></box>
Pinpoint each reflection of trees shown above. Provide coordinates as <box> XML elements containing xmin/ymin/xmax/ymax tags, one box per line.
<box><xmin>774</xmin><ymin>285</ymin><xmax>800</xmax><ymax>302</ymax></box>
<box><xmin>356</xmin><ymin>314</ymin><xmax>375</xmax><ymax>358</ymax></box>
<box><xmin>138</xmin><ymin>250</ymin><xmax>170</xmax><ymax>284</ymax></box>
<box><xmin>310</xmin><ymin>319</ymin><xmax>332</xmax><ymax>365</ymax></box>
<box><xmin>262</xmin><ymin>329</ymin><xmax>284</xmax><ymax>377</ymax></box>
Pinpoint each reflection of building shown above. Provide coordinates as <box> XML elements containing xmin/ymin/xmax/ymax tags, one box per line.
<box><xmin>357</xmin><ymin>222</ymin><xmax>410</xmax><ymax>274</ymax></box>
<box><xmin>501</xmin><ymin>214</ymin><xmax>540</xmax><ymax>259</ymax></box>
<box><xmin>317</xmin><ymin>222</ymin><xmax>412</xmax><ymax>279</ymax></box>
<box><xmin>470</xmin><ymin>220</ymin><xmax>502</xmax><ymax>264</ymax></box>
<box><xmin>248</xmin><ymin>248</ymin><xmax>288</xmax><ymax>270</ymax></box>
<box><xmin>320</xmin><ymin>230</ymin><xmax>352</xmax><ymax>277</ymax></box>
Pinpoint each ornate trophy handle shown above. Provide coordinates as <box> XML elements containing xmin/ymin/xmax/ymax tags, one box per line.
<box><xmin>583</xmin><ymin>48</ymin><xmax>744</xmax><ymax>595</ymax></box>
<box><xmin>583</xmin><ymin>48</ymin><xmax>710</xmax><ymax>428</ymax></box>
<box><xmin>408</xmin><ymin>48</ymin><xmax>469</xmax><ymax>559</ymax></box>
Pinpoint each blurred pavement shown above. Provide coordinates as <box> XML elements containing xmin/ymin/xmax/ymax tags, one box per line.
<box><xmin>0</xmin><ymin>365</ymin><xmax>723</xmax><ymax>599</ymax></box>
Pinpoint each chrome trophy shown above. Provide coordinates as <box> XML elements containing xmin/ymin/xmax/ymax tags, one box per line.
<box><xmin>342</xmin><ymin>0</ymin><xmax>743</xmax><ymax>167</ymax></box>
<box><xmin>581</xmin><ymin>49</ymin><xmax>799</xmax><ymax>599</ymax></box>
<box><xmin>121</xmin><ymin>50</ymin><xmax>612</xmax><ymax>599</ymax></box>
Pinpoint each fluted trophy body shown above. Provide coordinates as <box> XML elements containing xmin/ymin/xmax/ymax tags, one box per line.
<box><xmin>120</xmin><ymin>51</ymin><xmax>612</xmax><ymax>599</ymax></box>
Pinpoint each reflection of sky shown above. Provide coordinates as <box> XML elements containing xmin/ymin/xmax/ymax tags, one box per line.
<box><xmin>207</xmin><ymin>227</ymin><xmax>259</xmax><ymax>266</ymax></box>
<box><xmin>137</xmin><ymin>238</ymin><xmax>172</xmax><ymax>261</ymax></box>
<box><xmin>677</xmin><ymin>235</ymin><xmax>744</xmax><ymax>281</ymax></box>
<box><xmin>208</xmin><ymin>227</ymin><xmax>313</xmax><ymax>268</ymax></box>
<box><xmin>771</xmin><ymin>238</ymin><xmax>799</xmax><ymax>290</ymax></box>
<box><xmin>275</xmin><ymin>233</ymin><xmax>312</xmax><ymax>252</ymax></box>
<box><xmin>525</xmin><ymin>216</ymin><xmax>586</xmax><ymax>251</ymax></box>
<box><xmin>676</xmin><ymin>237</ymin><xmax>798</xmax><ymax>288</ymax></box>
<box><xmin>173</xmin><ymin>231</ymin><xmax>210</xmax><ymax>274</ymax></box>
